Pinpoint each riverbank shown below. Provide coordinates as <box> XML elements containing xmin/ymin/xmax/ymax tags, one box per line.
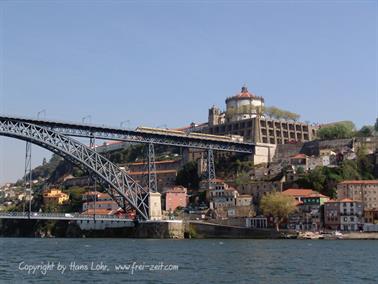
<box><xmin>341</xmin><ymin>232</ymin><xmax>378</xmax><ymax>240</ymax></box>
<box><xmin>2</xmin><ymin>218</ymin><xmax>378</xmax><ymax>239</ymax></box>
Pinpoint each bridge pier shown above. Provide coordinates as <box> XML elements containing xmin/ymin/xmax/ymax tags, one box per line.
<box><xmin>148</xmin><ymin>192</ymin><xmax>162</xmax><ymax>221</ymax></box>
<box><xmin>143</xmin><ymin>143</ymin><xmax>157</xmax><ymax>192</ymax></box>
<box><xmin>23</xmin><ymin>141</ymin><xmax>32</xmax><ymax>214</ymax></box>
<box><xmin>207</xmin><ymin>147</ymin><xmax>216</xmax><ymax>186</ymax></box>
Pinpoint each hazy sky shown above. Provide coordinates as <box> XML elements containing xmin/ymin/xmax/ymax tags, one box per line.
<box><xmin>0</xmin><ymin>0</ymin><xmax>377</xmax><ymax>185</ymax></box>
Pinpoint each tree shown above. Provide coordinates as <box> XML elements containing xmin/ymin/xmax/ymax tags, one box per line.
<box><xmin>176</xmin><ymin>161</ymin><xmax>200</xmax><ymax>189</ymax></box>
<box><xmin>339</xmin><ymin>159</ymin><xmax>360</xmax><ymax>181</ymax></box>
<box><xmin>260</xmin><ymin>192</ymin><xmax>296</xmax><ymax>231</ymax></box>
<box><xmin>317</xmin><ymin>121</ymin><xmax>356</xmax><ymax>140</ymax></box>
<box><xmin>356</xmin><ymin>146</ymin><xmax>374</xmax><ymax>180</ymax></box>
<box><xmin>357</xmin><ymin>125</ymin><xmax>374</xmax><ymax>137</ymax></box>
<box><xmin>264</xmin><ymin>106</ymin><xmax>300</xmax><ymax>121</ymax></box>
<box><xmin>235</xmin><ymin>172</ymin><xmax>250</xmax><ymax>186</ymax></box>
<box><xmin>375</xmin><ymin>118</ymin><xmax>378</xmax><ymax>132</ymax></box>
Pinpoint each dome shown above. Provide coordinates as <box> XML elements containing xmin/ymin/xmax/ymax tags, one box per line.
<box><xmin>225</xmin><ymin>85</ymin><xmax>260</xmax><ymax>103</ymax></box>
<box><xmin>235</xmin><ymin>85</ymin><xmax>256</xmax><ymax>98</ymax></box>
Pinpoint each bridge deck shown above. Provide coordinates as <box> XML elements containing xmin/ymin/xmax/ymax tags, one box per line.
<box><xmin>0</xmin><ymin>212</ymin><xmax>134</xmax><ymax>223</ymax></box>
<box><xmin>0</xmin><ymin>115</ymin><xmax>254</xmax><ymax>153</ymax></box>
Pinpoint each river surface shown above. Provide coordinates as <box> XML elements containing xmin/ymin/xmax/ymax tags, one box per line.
<box><xmin>0</xmin><ymin>238</ymin><xmax>377</xmax><ymax>283</ymax></box>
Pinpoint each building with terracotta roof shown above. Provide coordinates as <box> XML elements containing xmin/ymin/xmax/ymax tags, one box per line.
<box><xmin>127</xmin><ymin>170</ymin><xmax>177</xmax><ymax>192</ymax></box>
<box><xmin>202</xmin><ymin>85</ymin><xmax>318</xmax><ymax>144</ymax></box>
<box><xmin>336</xmin><ymin>180</ymin><xmax>378</xmax><ymax>209</ymax></box>
<box><xmin>294</xmin><ymin>193</ymin><xmax>330</xmax><ymax>231</ymax></box>
<box><xmin>82</xmin><ymin>191</ymin><xmax>113</xmax><ymax>202</ymax></box>
<box><xmin>364</xmin><ymin>208</ymin><xmax>378</xmax><ymax>224</ymax></box>
<box><xmin>43</xmin><ymin>188</ymin><xmax>69</xmax><ymax>205</ymax></box>
<box><xmin>124</xmin><ymin>160</ymin><xmax>181</xmax><ymax>191</ymax></box>
<box><xmin>205</xmin><ymin>181</ymin><xmax>255</xmax><ymax>219</ymax></box>
<box><xmin>125</xmin><ymin>159</ymin><xmax>182</xmax><ymax>173</ymax></box>
<box><xmin>81</xmin><ymin>192</ymin><xmax>120</xmax><ymax>214</ymax></box>
<box><xmin>82</xmin><ymin>200</ymin><xmax>119</xmax><ymax>212</ymax></box>
<box><xmin>290</xmin><ymin>154</ymin><xmax>309</xmax><ymax>172</ymax></box>
<box><xmin>282</xmin><ymin>188</ymin><xmax>319</xmax><ymax>201</ymax></box>
<box><xmin>324</xmin><ymin>199</ymin><xmax>363</xmax><ymax>231</ymax></box>
<box><xmin>163</xmin><ymin>186</ymin><xmax>188</xmax><ymax>212</ymax></box>
<box><xmin>200</xmin><ymin>178</ymin><xmax>228</xmax><ymax>201</ymax></box>
<box><xmin>237</xmin><ymin>176</ymin><xmax>285</xmax><ymax>205</ymax></box>
<box><xmin>210</xmin><ymin>187</ymin><xmax>239</xmax><ymax>209</ymax></box>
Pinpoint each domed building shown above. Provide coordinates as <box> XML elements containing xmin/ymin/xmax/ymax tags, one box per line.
<box><xmin>205</xmin><ymin>84</ymin><xmax>318</xmax><ymax>145</ymax></box>
<box><xmin>225</xmin><ymin>85</ymin><xmax>264</xmax><ymax>122</ymax></box>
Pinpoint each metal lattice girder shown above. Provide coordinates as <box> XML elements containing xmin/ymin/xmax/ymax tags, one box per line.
<box><xmin>207</xmin><ymin>148</ymin><xmax>216</xmax><ymax>181</ymax></box>
<box><xmin>23</xmin><ymin>141</ymin><xmax>32</xmax><ymax>213</ymax></box>
<box><xmin>0</xmin><ymin>120</ymin><xmax>150</xmax><ymax>220</ymax></box>
<box><xmin>144</xmin><ymin>143</ymin><xmax>157</xmax><ymax>193</ymax></box>
<box><xmin>0</xmin><ymin>115</ymin><xmax>255</xmax><ymax>153</ymax></box>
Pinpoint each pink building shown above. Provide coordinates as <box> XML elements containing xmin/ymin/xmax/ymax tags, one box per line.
<box><xmin>164</xmin><ymin>186</ymin><xmax>188</xmax><ymax>212</ymax></box>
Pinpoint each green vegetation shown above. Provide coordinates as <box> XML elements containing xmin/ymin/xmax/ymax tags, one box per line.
<box><xmin>60</xmin><ymin>186</ymin><xmax>87</xmax><ymax>212</ymax></box>
<box><xmin>260</xmin><ymin>192</ymin><xmax>296</xmax><ymax>231</ymax></box>
<box><xmin>264</xmin><ymin>106</ymin><xmax>300</xmax><ymax>121</ymax></box>
<box><xmin>225</xmin><ymin>104</ymin><xmax>300</xmax><ymax>121</ymax></box>
<box><xmin>317</xmin><ymin>121</ymin><xmax>356</xmax><ymax>140</ymax></box>
<box><xmin>176</xmin><ymin>161</ymin><xmax>200</xmax><ymax>189</ymax></box>
<box><xmin>188</xmin><ymin>226</ymin><xmax>197</xmax><ymax>238</ymax></box>
<box><xmin>357</xmin><ymin>125</ymin><xmax>374</xmax><ymax>137</ymax></box>
<box><xmin>294</xmin><ymin>146</ymin><xmax>376</xmax><ymax>198</ymax></box>
<box><xmin>215</xmin><ymin>154</ymin><xmax>253</xmax><ymax>179</ymax></box>
<box><xmin>235</xmin><ymin>172</ymin><xmax>251</xmax><ymax>186</ymax></box>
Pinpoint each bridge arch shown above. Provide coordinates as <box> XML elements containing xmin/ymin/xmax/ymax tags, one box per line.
<box><xmin>0</xmin><ymin>119</ymin><xmax>149</xmax><ymax>219</ymax></box>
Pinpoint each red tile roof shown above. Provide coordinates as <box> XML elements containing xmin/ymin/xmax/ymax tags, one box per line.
<box><xmin>339</xmin><ymin>180</ymin><xmax>378</xmax><ymax>185</ymax></box>
<box><xmin>291</xmin><ymin>154</ymin><xmax>307</xmax><ymax>159</ymax></box>
<box><xmin>128</xmin><ymin>160</ymin><xmax>178</xmax><ymax>166</ymax></box>
<box><xmin>340</xmin><ymin>198</ymin><xmax>354</xmax><ymax>202</ymax></box>
<box><xmin>325</xmin><ymin>198</ymin><xmax>361</xmax><ymax>204</ymax></box>
<box><xmin>81</xmin><ymin>209</ymin><xmax>114</xmax><ymax>215</ymax></box>
<box><xmin>128</xmin><ymin>170</ymin><xmax>177</xmax><ymax>175</ymax></box>
<box><xmin>83</xmin><ymin>192</ymin><xmax>111</xmax><ymax>199</ymax></box>
<box><xmin>235</xmin><ymin>85</ymin><xmax>255</xmax><ymax>98</ymax></box>
<box><xmin>174</xmin><ymin>123</ymin><xmax>207</xmax><ymax>131</ymax></box>
<box><xmin>209</xmin><ymin>178</ymin><xmax>225</xmax><ymax>183</ymax></box>
<box><xmin>238</xmin><ymin>194</ymin><xmax>253</xmax><ymax>198</ymax></box>
<box><xmin>165</xmin><ymin>186</ymin><xmax>187</xmax><ymax>194</ymax></box>
<box><xmin>282</xmin><ymin>188</ymin><xmax>317</xmax><ymax>197</ymax></box>
<box><xmin>84</xmin><ymin>201</ymin><xmax>117</xmax><ymax>205</ymax></box>
<box><xmin>304</xmin><ymin>193</ymin><xmax>329</xmax><ymax>199</ymax></box>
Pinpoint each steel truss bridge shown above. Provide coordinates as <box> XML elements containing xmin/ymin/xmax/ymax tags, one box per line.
<box><xmin>0</xmin><ymin>115</ymin><xmax>255</xmax><ymax>221</ymax></box>
<box><xmin>0</xmin><ymin>115</ymin><xmax>254</xmax><ymax>153</ymax></box>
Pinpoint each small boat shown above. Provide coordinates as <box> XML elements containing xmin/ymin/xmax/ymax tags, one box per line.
<box><xmin>298</xmin><ymin>231</ymin><xmax>321</xmax><ymax>239</ymax></box>
<box><xmin>332</xmin><ymin>230</ymin><xmax>344</xmax><ymax>239</ymax></box>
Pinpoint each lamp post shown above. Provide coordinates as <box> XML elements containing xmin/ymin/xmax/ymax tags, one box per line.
<box><xmin>82</xmin><ymin>115</ymin><xmax>92</xmax><ymax>124</ymax></box>
<box><xmin>37</xmin><ymin>109</ymin><xmax>46</xmax><ymax>119</ymax></box>
<box><xmin>120</xmin><ymin>120</ymin><xmax>130</xmax><ymax>129</ymax></box>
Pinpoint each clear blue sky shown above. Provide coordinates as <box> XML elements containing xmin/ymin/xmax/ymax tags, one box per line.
<box><xmin>0</xmin><ymin>0</ymin><xmax>377</xmax><ymax>184</ymax></box>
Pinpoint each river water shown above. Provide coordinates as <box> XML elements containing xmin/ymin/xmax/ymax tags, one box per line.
<box><xmin>0</xmin><ymin>238</ymin><xmax>377</xmax><ymax>283</ymax></box>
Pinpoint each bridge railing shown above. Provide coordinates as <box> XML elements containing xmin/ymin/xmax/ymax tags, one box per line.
<box><xmin>0</xmin><ymin>212</ymin><xmax>133</xmax><ymax>221</ymax></box>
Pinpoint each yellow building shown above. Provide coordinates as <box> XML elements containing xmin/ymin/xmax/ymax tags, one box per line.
<box><xmin>43</xmin><ymin>188</ymin><xmax>69</xmax><ymax>205</ymax></box>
